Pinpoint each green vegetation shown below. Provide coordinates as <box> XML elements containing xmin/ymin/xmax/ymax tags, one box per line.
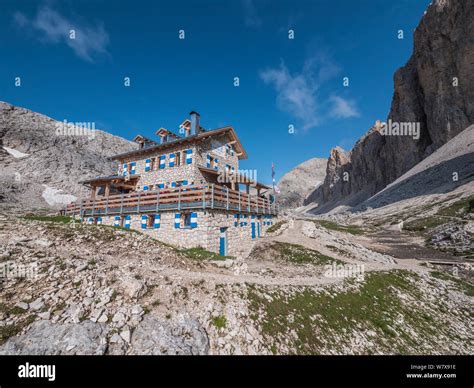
<box><xmin>326</xmin><ymin>245</ymin><xmax>352</xmax><ymax>258</ymax></box>
<box><xmin>430</xmin><ymin>271</ymin><xmax>474</xmax><ymax>297</ymax></box>
<box><xmin>268</xmin><ymin>242</ymin><xmax>342</xmax><ymax>265</ymax></box>
<box><xmin>437</xmin><ymin>196</ymin><xmax>474</xmax><ymax>217</ymax></box>
<box><xmin>266</xmin><ymin>220</ymin><xmax>286</xmax><ymax>234</ymax></box>
<box><xmin>0</xmin><ymin>314</ymin><xmax>36</xmax><ymax>345</ymax></box>
<box><xmin>247</xmin><ymin>270</ymin><xmax>461</xmax><ymax>354</ymax></box>
<box><xmin>313</xmin><ymin>220</ymin><xmax>365</xmax><ymax>235</ymax></box>
<box><xmin>403</xmin><ymin>216</ymin><xmax>448</xmax><ymax>232</ymax></box>
<box><xmin>211</xmin><ymin>315</ymin><xmax>227</xmax><ymax>329</ymax></box>
<box><xmin>179</xmin><ymin>247</ymin><xmax>233</xmax><ymax>261</ymax></box>
<box><xmin>23</xmin><ymin>215</ymin><xmax>72</xmax><ymax>224</ymax></box>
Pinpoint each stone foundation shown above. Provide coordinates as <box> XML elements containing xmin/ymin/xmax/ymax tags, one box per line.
<box><xmin>83</xmin><ymin>210</ymin><xmax>275</xmax><ymax>256</ymax></box>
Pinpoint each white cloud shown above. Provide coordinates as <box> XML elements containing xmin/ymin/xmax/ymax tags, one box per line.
<box><xmin>13</xmin><ymin>6</ymin><xmax>109</xmax><ymax>62</ymax></box>
<box><xmin>260</xmin><ymin>61</ymin><xmax>319</xmax><ymax>130</ymax></box>
<box><xmin>328</xmin><ymin>95</ymin><xmax>360</xmax><ymax>118</ymax></box>
<box><xmin>242</xmin><ymin>0</ymin><xmax>262</xmax><ymax>27</ymax></box>
<box><xmin>260</xmin><ymin>54</ymin><xmax>356</xmax><ymax>130</ymax></box>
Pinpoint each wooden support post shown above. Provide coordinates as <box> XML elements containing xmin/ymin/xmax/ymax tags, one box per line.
<box><xmin>238</xmin><ymin>190</ymin><xmax>241</xmax><ymax>212</ymax></box>
<box><xmin>202</xmin><ymin>185</ymin><xmax>206</xmax><ymax>209</ymax></box>
<box><xmin>156</xmin><ymin>190</ymin><xmax>160</xmax><ymax>212</ymax></box>
<box><xmin>137</xmin><ymin>191</ymin><xmax>141</xmax><ymax>213</ymax></box>
<box><xmin>211</xmin><ymin>184</ymin><xmax>215</xmax><ymax>209</ymax></box>
<box><xmin>91</xmin><ymin>186</ymin><xmax>97</xmax><ymax>200</ymax></box>
<box><xmin>248</xmin><ymin>194</ymin><xmax>250</xmax><ymax>212</ymax></box>
<box><xmin>105</xmin><ymin>196</ymin><xmax>109</xmax><ymax>215</ymax></box>
<box><xmin>178</xmin><ymin>187</ymin><xmax>181</xmax><ymax>211</ymax></box>
<box><xmin>120</xmin><ymin>193</ymin><xmax>124</xmax><ymax>214</ymax></box>
<box><xmin>226</xmin><ymin>187</ymin><xmax>229</xmax><ymax>210</ymax></box>
<box><xmin>104</xmin><ymin>184</ymin><xmax>110</xmax><ymax>197</ymax></box>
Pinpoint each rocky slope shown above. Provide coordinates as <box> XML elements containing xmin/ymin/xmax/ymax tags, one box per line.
<box><xmin>0</xmin><ymin>101</ymin><xmax>135</xmax><ymax>210</ymax></box>
<box><xmin>0</xmin><ymin>216</ymin><xmax>471</xmax><ymax>355</ymax></box>
<box><xmin>277</xmin><ymin>158</ymin><xmax>326</xmax><ymax>209</ymax></box>
<box><xmin>305</xmin><ymin>0</ymin><xmax>474</xmax><ymax>211</ymax></box>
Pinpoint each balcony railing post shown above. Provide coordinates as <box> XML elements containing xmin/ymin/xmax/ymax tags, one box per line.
<box><xmin>202</xmin><ymin>185</ymin><xmax>206</xmax><ymax>209</ymax></box>
<box><xmin>238</xmin><ymin>190</ymin><xmax>241</xmax><ymax>212</ymax></box>
<box><xmin>137</xmin><ymin>192</ymin><xmax>141</xmax><ymax>214</ymax></box>
<box><xmin>120</xmin><ymin>193</ymin><xmax>124</xmax><ymax>214</ymax></box>
<box><xmin>211</xmin><ymin>184</ymin><xmax>215</xmax><ymax>209</ymax></box>
<box><xmin>247</xmin><ymin>194</ymin><xmax>250</xmax><ymax>212</ymax></box>
<box><xmin>178</xmin><ymin>187</ymin><xmax>181</xmax><ymax>210</ymax></box>
<box><xmin>92</xmin><ymin>199</ymin><xmax>96</xmax><ymax>217</ymax></box>
<box><xmin>226</xmin><ymin>187</ymin><xmax>229</xmax><ymax>210</ymax></box>
<box><xmin>105</xmin><ymin>196</ymin><xmax>109</xmax><ymax>215</ymax></box>
<box><xmin>156</xmin><ymin>190</ymin><xmax>160</xmax><ymax>213</ymax></box>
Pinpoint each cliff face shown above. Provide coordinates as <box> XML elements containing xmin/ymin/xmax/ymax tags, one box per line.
<box><xmin>277</xmin><ymin>158</ymin><xmax>327</xmax><ymax>209</ymax></box>
<box><xmin>0</xmin><ymin>102</ymin><xmax>135</xmax><ymax>210</ymax></box>
<box><xmin>306</xmin><ymin>0</ymin><xmax>474</xmax><ymax>211</ymax></box>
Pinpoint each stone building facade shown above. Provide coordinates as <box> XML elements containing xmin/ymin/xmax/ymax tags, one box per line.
<box><xmin>68</xmin><ymin>111</ymin><xmax>277</xmax><ymax>256</ymax></box>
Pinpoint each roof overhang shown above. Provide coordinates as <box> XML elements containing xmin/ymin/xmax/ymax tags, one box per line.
<box><xmin>79</xmin><ymin>175</ymin><xmax>140</xmax><ymax>186</ymax></box>
<box><xmin>110</xmin><ymin>126</ymin><xmax>248</xmax><ymax>161</ymax></box>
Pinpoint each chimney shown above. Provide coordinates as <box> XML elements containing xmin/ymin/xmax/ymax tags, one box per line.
<box><xmin>189</xmin><ymin>111</ymin><xmax>200</xmax><ymax>136</ymax></box>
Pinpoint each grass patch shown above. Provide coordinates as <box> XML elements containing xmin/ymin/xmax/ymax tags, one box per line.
<box><xmin>403</xmin><ymin>216</ymin><xmax>449</xmax><ymax>232</ymax></box>
<box><xmin>437</xmin><ymin>196</ymin><xmax>474</xmax><ymax>217</ymax></box>
<box><xmin>267</xmin><ymin>221</ymin><xmax>286</xmax><ymax>234</ymax></box>
<box><xmin>0</xmin><ymin>314</ymin><xmax>36</xmax><ymax>345</ymax></box>
<box><xmin>313</xmin><ymin>220</ymin><xmax>365</xmax><ymax>235</ymax></box>
<box><xmin>179</xmin><ymin>247</ymin><xmax>233</xmax><ymax>261</ymax></box>
<box><xmin>211</xmin><ymin>315</ymin><xmax>227</xmax><ymax>329</ymax></box>
<box><xmin>23</xmin><ymin>215</ymin><xmax>72</xmax><ymax>224</ymax></box>
<box><xmin>266</xmin><ymin>242</ymin><xmax>342</xmax><ymax>265</ymax></box>
<box><xmin>430</xmin><ymin>271</ymin><xmax>474</xmax><ymax>297</ymax></box>
<box><xmin>247</xmin><ymin>270</ymin><xmax>448</xmax><ymax>354</ymax></box>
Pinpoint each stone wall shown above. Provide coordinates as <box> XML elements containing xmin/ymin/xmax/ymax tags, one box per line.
<box><xmin>84</xmin><ymin>210</ymin><xmax>276</xmax><ymax>256</ymax></box>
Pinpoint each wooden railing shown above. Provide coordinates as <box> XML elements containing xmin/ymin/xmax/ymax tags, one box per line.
<box><xmin>65</xmin><ymin>184</ymin><xmax>278</xmax><ymax>217</ymax></box>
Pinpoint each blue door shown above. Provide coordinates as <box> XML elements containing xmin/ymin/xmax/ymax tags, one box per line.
<box><xmin>219</xmin><ymin>227</ymin><xmax>227</xmax><ymax>256</ymax></box>
<box><xmin>251</xmin><ymin>221</ymin><xmax>256</xmax><ymax>239</ymax></box>
<box><xmin>257</xmin><ymin>222</ymin><xmax>261</xmax><ymax>238</ymax></box>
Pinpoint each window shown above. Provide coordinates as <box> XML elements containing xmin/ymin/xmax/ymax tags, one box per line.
<box><xmin>120</xmin><ymin>216</ymin><xmax>125</xmax><ymax>228</ymax></box>
<box><xmin>182</xmin><ymin>213</ymin><xmax>192</xmax><ymax>228</ymax></box>
<box><xmin>150</xmin><ymin>157</ymin><xmax>156</xmax><ymax>171</ymax></box>
<box><xmin>147</xmin><ymin>215</ymin><xmax>154</xmax><ymax>228</ymax></box>
<box><xmin>149</xmin><ymin>185</ymin><xmax>154</xmax><ymax>191</ymax></box>
<box><xmin>175</xmin><ymin>151</ymin><xmax>181</xmax><ymax>167</ymax></box>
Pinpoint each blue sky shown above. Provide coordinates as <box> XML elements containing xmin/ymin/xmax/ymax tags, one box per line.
<box><xmin>0</xmin><ymin>0</ymin><xmax>431</xmax><ymax>184</ymax></box>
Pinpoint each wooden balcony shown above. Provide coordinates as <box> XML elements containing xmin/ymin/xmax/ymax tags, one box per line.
<box><xmin>65</xmin><ymin>184</ymin><xmax>278</xmax><ymax>217</ymax></box>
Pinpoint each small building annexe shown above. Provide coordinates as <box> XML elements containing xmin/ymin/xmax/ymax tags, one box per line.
<box><xmin>66</xmin><ymin>112</ymin><xmax>277</xmax><ymax>256</ymax></box>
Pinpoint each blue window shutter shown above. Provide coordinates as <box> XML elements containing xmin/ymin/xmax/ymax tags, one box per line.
<box><xmin>234</xmin><ymin>214</ymin><xmax>238</xmax><ymax>227</ymax></box>
<box><xmin>154</xmin><ymin>214</ymin><xmax>161</xmax><ymax>229</ymax></box>
<box><xmin>214</xmin><ymin>158</ymin><xmax>219</xmax><ymax>170</ymax></box>
<box><xmin>186</xmin><ymin>149</ymin><xmax>193</xmax><ymax>165</ymax></box>
<box><xmin>114</xmin><ymin>216</ymin><xmax>120</xmax><ymax>227</ymax></box>
<box><xmin>124</xmin><ymin>215</ymin><xmax>131</xmax><ymax>229</ymax></box>
<box><xmin>141</xmin><ymin>215</ymin><xmax>147</xmax><ymax>229</ymax></box>
<box><xmin>143</xmin><ymin>185</ymin><xmax>149</xmax><ymax>191</ymax></box>
<box><xmin>206</xmin><ymin>154</ymin><xmax>211</xmax><ymax>168</ymax></box>
<box><xmin>190</xmin><ymin>212</ymin><xmax>198</xmax><ymax>228</ymax></box>
<box><xmin>159</xmin><ymin>155</ymin><xmax>165</xmax><ymax>169</ymax></box>
<box><xmin>97</xmin><ymin>217</ymin><xmax>102</xmax><ymax>225</ymax></box>
<box><xmin>182</xmin><ymin>180</ymin><xmax>188</xmax><ymax>186</ymax></box>
<box><xmin>171</xmin><ymin>182</ymin><xmax>176</xmax><ymax>188</ymax></box>
<box><xmin>122</xmin><ymin>163</ymin><xmax>128</xmax><ymax>176</ymax></box>
<box><xmin>145</xmin><ymin>159</ymin><xmax>151</xmax><ymax>172</ymax></box>
<box><xmin>169</xmin><ymin>153</ymin><xmax>175</xmax><ymax>167</ymax></box>
<box><xmin>158</xmin><ymin>183</ymin><xmax>164</xmax><ymax>189</ymax></box>
<box><xmin>130</xmin><ymin>162</ymin><xmax>136</xmax><ymax>175</ymax></box>
<box><xmin>174</xmin><ymin>213</ymin><xmax>181</xmax><ymax>229</ymax></box>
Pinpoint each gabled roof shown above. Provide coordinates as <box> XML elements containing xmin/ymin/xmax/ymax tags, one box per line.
<box><xmin>155</xmin><ymin>127</ymin><xmax>181</xmax><ymax>139</ymax></box>
<box><xmin>110</xmin><ymin>126</ymin><xmax>248</xmax><ymax>161</ymax></box>
<box><xmin>133</xmin><ymin>135</ymin><xmax>158</xmax><ymax>146</ymax></box>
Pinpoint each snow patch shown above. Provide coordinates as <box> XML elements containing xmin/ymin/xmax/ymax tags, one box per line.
<box><xmin>41</xmin><ymin>185</ymin><xmax>77</xmax><ymax>206</ymax></box>
<box><xmin>3</xmin><ymin>146</ymin><xmax>30</xmax><ymax>158</ymax></box>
